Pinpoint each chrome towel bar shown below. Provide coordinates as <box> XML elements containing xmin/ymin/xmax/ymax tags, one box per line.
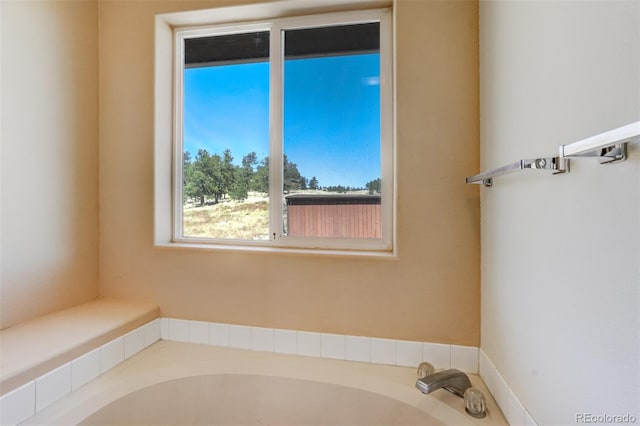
<box><xmin>466</xmin><ymin>120</ymin><xmax>639</xmax><ymax>187</ymax></box>
<box><xmin>465</xmin><ymin>157</ymin><xmax>567</xmax><ymax>187</ymax></box>
<box><xmin>559</xmin><ymin>121</ymin><xmax>639</xmax><ymax>163</ymax></box>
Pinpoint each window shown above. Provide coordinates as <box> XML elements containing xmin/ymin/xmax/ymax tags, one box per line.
<box><xmin>159</xmin><ymin>6</ymin><xmax>394</xmax><ymax>254</ymax></box>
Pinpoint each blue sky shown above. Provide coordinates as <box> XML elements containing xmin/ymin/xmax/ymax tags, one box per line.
<box><xmin>184</xmin><ymin>53</ymin><xmax>380</xmax><ymax>188</ymax></box>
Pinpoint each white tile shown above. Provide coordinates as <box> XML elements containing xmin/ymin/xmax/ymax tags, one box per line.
<box><xmin>229</xmin><ymin>324</ymin><xmax>251</xmax><ymax>349</ymax></box>
<box><xmin>168</xmin><ymin>318</ymin><xmax>189</xmax><ymax>342</ymax></box>
<box><xmin>160</xmin><ymin>317</ymin><xmax>169</xmax><ymax>339</ymax></box>
<box><xmin>396</xmin><ymin>340</ymin><xmax>422</xmax><ymax>367</ymax></box>
<box><xmin>451</xmin><ymin>345</ymin><xmax>478</xmax><ymax>373</ymax></box>
<box><xmin>321</xmin><ymin>334</ymin><xmax>345</xmax><ymax>360</ymax></box>
<box><xmin>297</xmin><ymin>331</ymin><xmax>321</xmax><ymax>357</ymax></box>
<box><xmin>478</xmin><ymin>348</ymin><xmax>490</xmax><ymax>377</ymax></box>
<box><xmin>370</xmin><ymin>338</ymin><xmax>396</xmax><ymax>365</ymax></box>
<box><xmin>422</xmin><ymin>342</ymin><xmax>451</xmax><ymax>369</ymax></box>
<box><xmin>251</xmin><ymin>327</ymin><xmax>274</xmax><ymax>352</ymax></box>
<box><xmin>0</xmin><ymin>381</ymin><xmax>35</xmax><ymax>426</ymax></box>
<box><xmin>345</xmin><ymin>336</ymin><xmax>370</xmax><ymax>362</ymax></box>
<box><xmin>144</xmin><ymin>319</ymin><xmax>161</xmax><ymax>347</ymax></box>
<box><xmin>481</xmin><ymin>359</ymin><xmax>498</xmax><ymax>401</ymax></box>
<box><xmin>478</xmin><ymin>349</ymin><xmax>502</xmax><ymax>411</ymax></box>
<box><xmin>101</xmin><ymin>337</ymin><xmax>124</xmax><ymax>373</ymax></box>
<box><xmin>71</xmin><ymin>348</ymin><xmax>101</xmax><ymax>390</ymax></box>
<box><xmin>124</xmin><ymin>326</ymin><xmax>146</xmax><ymax>359</ymax></box>
<box><xmin>189</xmin><ymin>320</ymin><xmax>210</xmax><ymax>345</ymax></box>
<box><xmin>274</xmin><ymin>329</ymin><xmax>297</xmax><ymax>354</ymax></box>
<box><xmin>35</xmin><ymin>363</ymin><xmax>71</xmax><ymax>412</ymax></box>
<box><xmin>493</xmin><ymin>371</ymin><xmax>510</xmax><ymax>422</ymax></box>
<box><xmin>524</xmin><ymin>410</ymin><xmax>538</xmax><ymax>426</ymax></box>
<box><xmin>209</xmin><ymin>322</ymin><xmax>230</xmax><ymax>347</ymax></box>
<box><xmin>504</xmin><ymin>386</ymin><xmax>526</xmax><ymax>426</ymax></box>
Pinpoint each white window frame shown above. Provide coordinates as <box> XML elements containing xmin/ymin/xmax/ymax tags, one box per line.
<box><xmin>155</xmin><ymin>2</ymin><xmax>395</xmax><ymax>256</ymax></box>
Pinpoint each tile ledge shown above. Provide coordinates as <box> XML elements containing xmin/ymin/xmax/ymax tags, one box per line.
<box><xmin>0</xmin><ymin>298</ymin><xmax>159</xmax><ymax>396</ymax></box>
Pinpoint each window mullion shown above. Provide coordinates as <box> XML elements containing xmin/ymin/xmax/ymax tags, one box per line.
<box><xmin>269</xmin><ymin>23</ymin><xmax>284</xmax><ymax>241</ymax></box>
<box><xmin>379</xmin><ymin>9</ymin><xmax>394</xmax><ymax>247</ymax></box>
<box><xmin>173</xmin><ymin>32</ymin><xmax>186</xmax><ymax>241</ymax></box>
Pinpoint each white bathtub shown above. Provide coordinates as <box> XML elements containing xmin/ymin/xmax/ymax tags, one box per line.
<box><xmin>23</xmin><ymin>340</ymin><xmax>506</xmax><ymax>425</ymax></box>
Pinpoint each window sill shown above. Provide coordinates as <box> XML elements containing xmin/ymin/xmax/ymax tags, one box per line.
<box><xmin>154</xmin><ymin>241</ymin><xmax>397</xmax><ymax>259</ymax></box>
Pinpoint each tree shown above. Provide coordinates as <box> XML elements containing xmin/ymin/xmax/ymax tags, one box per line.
<box><xmin>309</xmin><ymin>176</ymin><xmax>319</xmax><ymax>190</ymax></box>
<box><xmin>221</xmin><ymin>149</ymin><xmax>235</xmax><ymax>200</ymax></box>
<box><xmin>242</xmin><ymin>153</ymin><xmax>257</xmax><ymax>177</ymax></box>
<box><xmin>183</xmin><ymin>152</ymin><xmax>194</xmax><ymax>203</ymax></box>
<box><xmin>208</xmin><ymin>153</ymin><xmax>225</xmax><ymax>203</ymax></box>
<box><xmin>183</xmin><ymin>149</ymin><xmax>321</xmax><ymax>203</ymax></box>
<box><xmin>187</xmin><ymin>149</ymin><xmax>224</xmax><ymax>204</ymax></box>
<box><xmin>242</xmin><ymin>152</ymin><xmax>258</xmax><ymax>171</ymax></box>
<box><xmin>229</xmin><ymin>167</ymin><xmax>249</xmax><ymax>201</ymax></box>
<box><xmin>240</xmin><ymin>152</ymin><xmax>258</xmax><ymax>193</ymax></box>
<box><xmin>326</xmin><ymin>185</ymin><xmax>347</xmax><ymax>193</ymax></box>
<box><xmin>183</xmin><ymin>149</ymin><xmax>220</xmax><ymax>205</ymax></box>
<box><xmin>366</xmin><ymin>178</ymin><xmax>381</xmax><ymax>195</ymax></box>
<box><xmin>251</xmin><ymin>157</ymin><xmax>270</xmax><ymax>193</ymax></box>
<box><xmin>283</xmin><ymin>154</ymin><xmax>305</xmax><ymax>192</ymax></box>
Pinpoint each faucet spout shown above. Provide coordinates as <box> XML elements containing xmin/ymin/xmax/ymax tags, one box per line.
<box><xmin>415</xmin><ymin>368</ymin><xmax>472</xmax><ymax>397</ymax></box>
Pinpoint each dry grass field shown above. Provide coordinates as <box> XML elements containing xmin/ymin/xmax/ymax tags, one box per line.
<box><xmin>183</xmin><ymin>190</ymin><xmax>370</xmax><ymax>240</ymax></box>
<box><xmin>183</xmin><ymin>194</ymin><xmax>270</xmax><ymax>240</ymax></box>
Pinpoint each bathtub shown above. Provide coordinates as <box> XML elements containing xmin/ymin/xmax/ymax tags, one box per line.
<box><xmin>23</xmin><ymin>340</ymin><xmax>506</xmax><ymax>425</ymax></box>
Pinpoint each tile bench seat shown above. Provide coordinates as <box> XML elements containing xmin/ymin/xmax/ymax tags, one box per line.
<box><xmin>0</xmin><ymin>298</ymin><xmax>158</xmax><ymax>396</ymax></box>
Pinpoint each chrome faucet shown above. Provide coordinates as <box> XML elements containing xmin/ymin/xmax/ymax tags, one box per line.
<box><xmin>415</xmin><ymin>368</ymin><xmax>472</xmax><ymax>397</ymax></box>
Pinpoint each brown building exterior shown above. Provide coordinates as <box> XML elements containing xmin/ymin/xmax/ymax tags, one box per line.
<box><xmin>285</xmin><ymin>194</ymin><xmax>381</xmax><ymax>238</ymax></box>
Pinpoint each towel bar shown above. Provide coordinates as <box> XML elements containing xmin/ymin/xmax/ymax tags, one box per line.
<box><xmin>466</xmin><ymin>121</ymin><xmax>639</xmax><ymax>187</ymax></box>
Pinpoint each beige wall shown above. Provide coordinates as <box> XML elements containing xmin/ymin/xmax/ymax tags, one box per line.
<box><xmin>480</xmin><ymin>1</ymin><xmax>639</xmax><ymax>424</ymax></box>
<box><xmin>0</xmin><ymin>0</ymin><xmax>100</xmax><ymax>329</ymax></box>
<box><xmin>98</xmin><ymin>0</ymin><xmax>480</xmax><ymax>345</ymax></box>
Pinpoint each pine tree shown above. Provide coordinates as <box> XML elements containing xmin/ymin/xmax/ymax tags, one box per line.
<box><xmin>309</xmin><ymin>176</ymin><xmax>319</xmax><ymax>190</ymax></box>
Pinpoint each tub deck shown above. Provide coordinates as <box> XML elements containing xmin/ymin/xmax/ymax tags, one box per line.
<box><xmin>23</xmin><ymin>340</ymin><xmax>507</xmax><ymax>425</ymax></box>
